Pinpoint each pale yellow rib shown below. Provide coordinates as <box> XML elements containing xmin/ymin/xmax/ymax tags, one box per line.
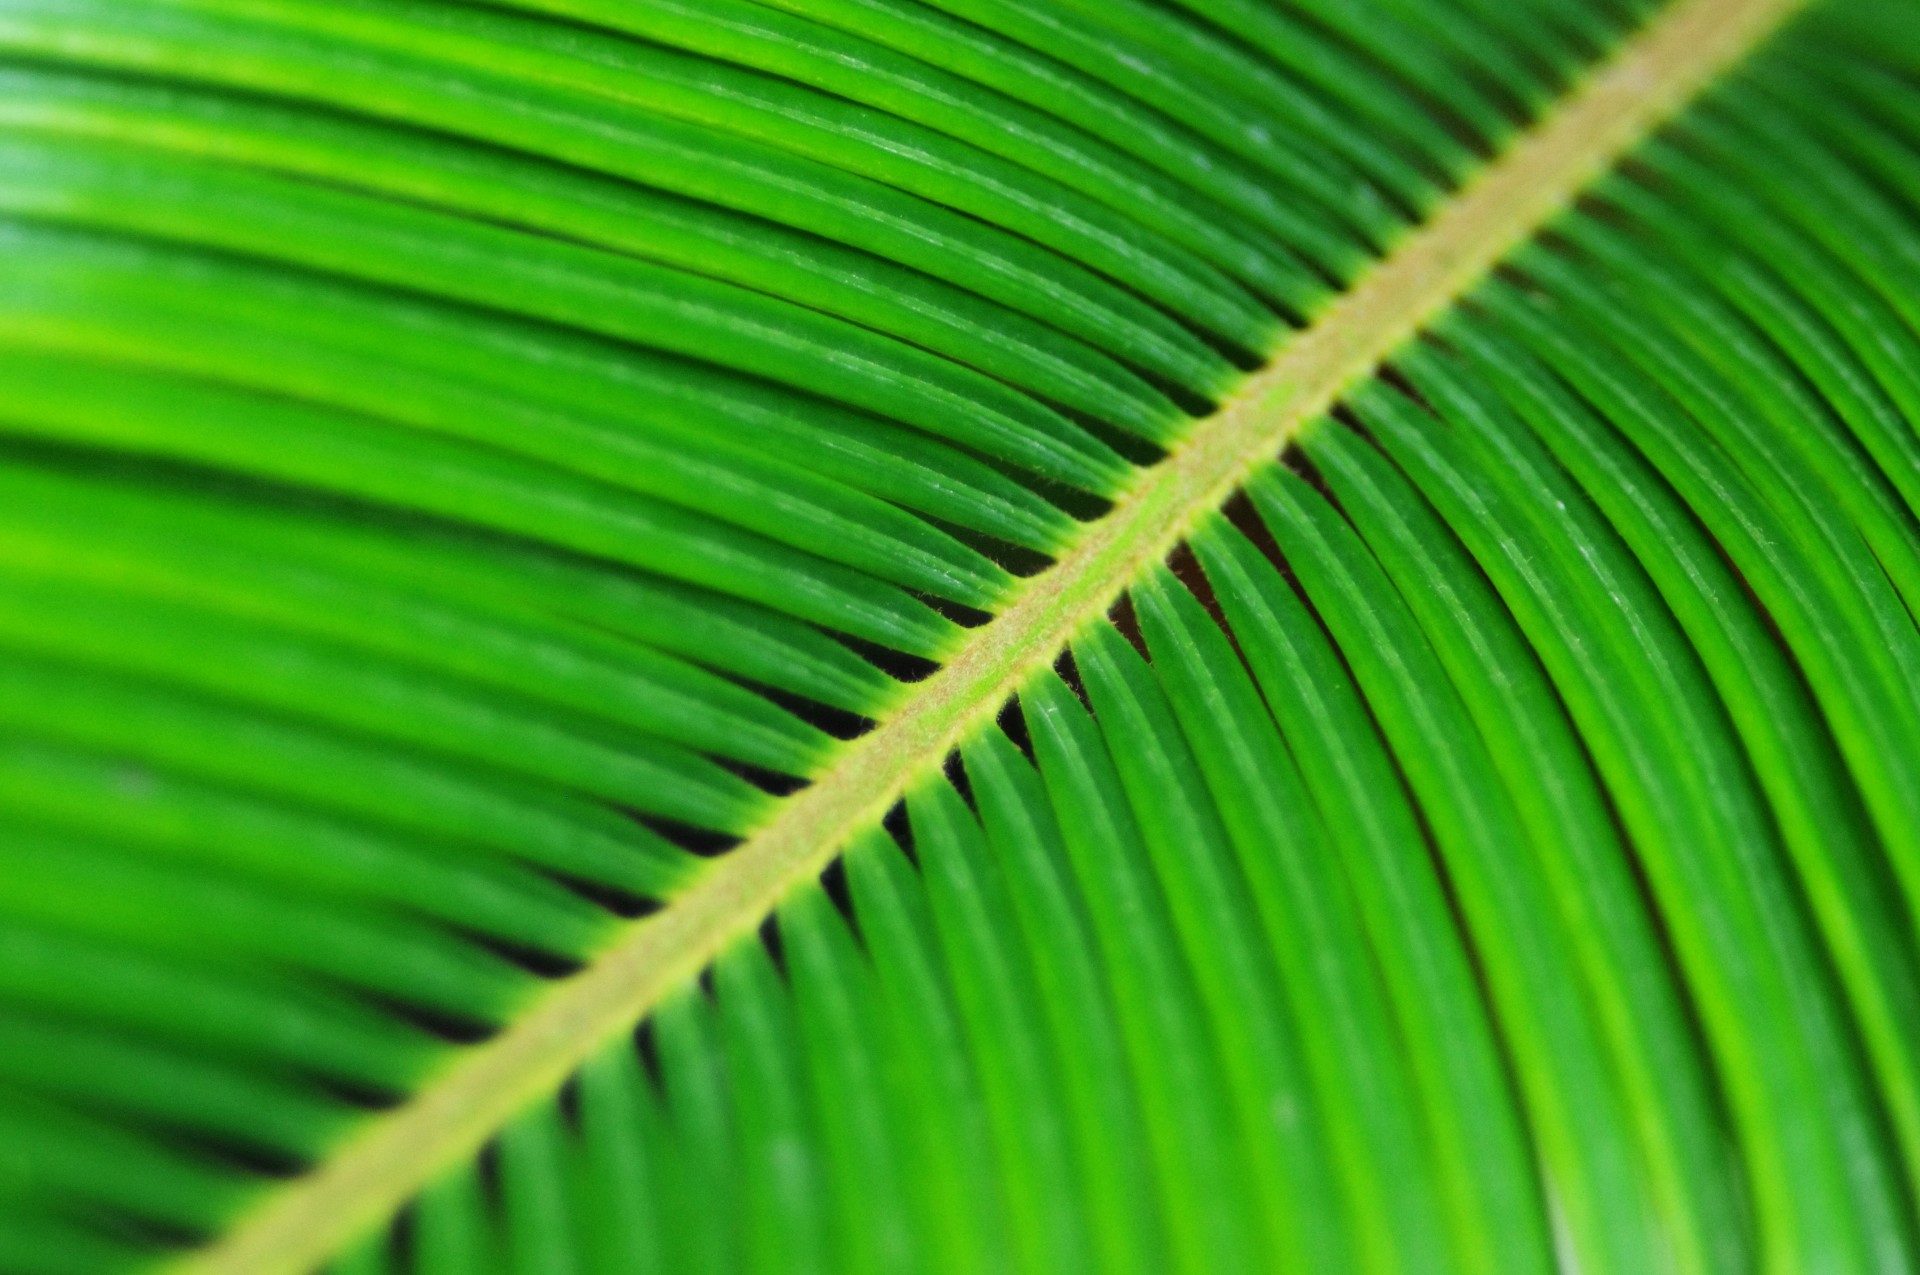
<box><xmin>184</xmin><ymin>0</ymin><xmax>1804</xmax><ymax>1266</ymax></box>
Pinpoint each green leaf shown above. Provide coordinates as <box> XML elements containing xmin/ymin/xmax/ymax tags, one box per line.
<box><xmin>9</xmin><ymin>0</ymin><xmax>1920</xmax><ymax>1272</ymax></box>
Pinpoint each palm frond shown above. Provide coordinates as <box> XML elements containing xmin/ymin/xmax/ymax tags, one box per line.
<box><xmin>2</xmin><ymin>0</ymin><xmax>1919</xmax><ymax>1271</ymax></box>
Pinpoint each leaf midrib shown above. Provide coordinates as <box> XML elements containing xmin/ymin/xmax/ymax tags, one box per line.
<box><xmin>182</xmin><ymin>0</ymin><xmax>1806</xmax><ymax>1265</ymax></box>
